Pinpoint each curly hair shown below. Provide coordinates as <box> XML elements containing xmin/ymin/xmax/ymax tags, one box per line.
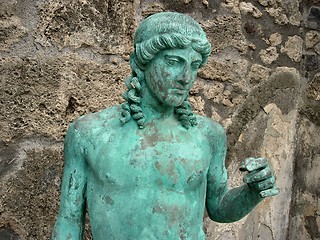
<box><xmin>120</xmin><ymin>12</ymin><xmax>211</xmax><ymax>129</ymax></box>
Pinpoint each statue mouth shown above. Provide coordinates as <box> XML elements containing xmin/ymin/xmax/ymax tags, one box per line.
<box><xmin>171</xmin><ymin>88</ymin><xmax>188</xmax><ymax>95</ymax></box>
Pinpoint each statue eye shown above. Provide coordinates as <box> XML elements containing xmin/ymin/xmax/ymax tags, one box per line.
<box><xmin>191</xmin><ymin>61</ymin><xmax>201</xmax><ymax>70</ymax></box>
<box><xmin>165</xmin><ymin>56</ymin><xmax>179</xmax><ymax>66</ymax></box>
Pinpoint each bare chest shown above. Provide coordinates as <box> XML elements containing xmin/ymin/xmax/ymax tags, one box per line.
<box><xmin>86</xmin><ymin>127</ymin><xmax>211</xmax><ymax>193</ymax></box>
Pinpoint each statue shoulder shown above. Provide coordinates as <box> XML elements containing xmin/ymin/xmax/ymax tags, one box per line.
<box><xmin>195</xmin><ymin>115</ymin><xmax>226</xmax><ymax>143</ymax></box>
<box><xmin>69</xmin><ymin>105</ymin><xmax>122</xmax><ymax>139</ymax></box>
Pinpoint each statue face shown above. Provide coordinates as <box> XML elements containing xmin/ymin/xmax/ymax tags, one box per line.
<box><xmin>144</xmin><ymin>45</ymin><xmax>202</xmax><ymax>107</ymax></box>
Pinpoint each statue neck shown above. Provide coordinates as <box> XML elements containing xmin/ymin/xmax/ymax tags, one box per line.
<box><xmin>140</xmin><ymin>86</ymin><xmax>175</xmax><ymax>123</ymax></box>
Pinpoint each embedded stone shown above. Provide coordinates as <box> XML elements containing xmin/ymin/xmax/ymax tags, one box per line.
<box><xmin>307</xmin><ymin>6</ymin><xmax>320</xmax><ymax>30</ymax></box>
<box><xmin>280</xmin><ymin>35</ymin><xmax>303</xmax><ymax>62</ymax></box>
<box><xmin>259</xmin><ymin>47</ymin><xmax>279</xmax><ymax>64</ymax></box>
<box><xmin>249</xmin><ymin>64</ymin><xmax>272</xmax><ymax>83</ymax></box>
<box><xmin>266</xmin><ymin>7</ymin><xmax>289</xmax><ymax>25</ymax></box>
<box><xmin>304</xmin><ymin>53</ymin><xmax>320</xmax><ymax>72</ymax></box>
<box><xmin>306</xmin><ymin>73</ymin><xmax>320</xmax><ymax>101</ymax></box>
<box><xmin>269</xmin><ymin>33</ymin><xmax>282</xmax><ymax>46</ymax></box>
<box><xmin>258</xmin><ymin>0</ymin><xmax>276</xmax><ymax>7</ymax></box>
<box><xmin>306</xmin><ymin>30</ymin><xmax>320</xmax><ymax>49</ymax></box>
<box><xmin>189</xmin><ymin>96</ymin><xmax>206</xmax><ymax>115</ymax></box>
<box><xmin>239</xmin><ymin>2</ymin><xmax>262</xmax><ymax>18</ymax></box>
<box><xmin>315</xmin><ymin>43</ymin><xmax>320</xmax><ymax>55</ymax></box>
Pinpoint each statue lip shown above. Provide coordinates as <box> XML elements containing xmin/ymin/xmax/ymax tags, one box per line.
<box><xmin>171</xmin><ymin>88</ymin><xmax>188</xmax><ymax>94</ymax></box>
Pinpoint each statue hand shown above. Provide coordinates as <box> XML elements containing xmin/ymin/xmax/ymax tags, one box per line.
<box><xmin>240</xmin><ymin>157</ymin><xmax>280</xmax><ymax>198</ymax></box>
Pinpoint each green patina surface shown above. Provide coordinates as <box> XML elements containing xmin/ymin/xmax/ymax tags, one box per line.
<box><xmin>52</xmin><ymin>12</ymin><xmax>279</xmax><ymax>240</ymax></box>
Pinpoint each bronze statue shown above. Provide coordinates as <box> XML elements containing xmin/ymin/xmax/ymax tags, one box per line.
<box><xmin>52</xmin><ymin>12</ymin><xmax>279</xmax><ymax>240</ymax></box>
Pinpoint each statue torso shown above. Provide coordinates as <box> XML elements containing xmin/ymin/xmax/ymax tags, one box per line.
<box><xmin>78</xmin><ymin>106</ymin><xmax>213</xmax><ymax>240</ymax></box>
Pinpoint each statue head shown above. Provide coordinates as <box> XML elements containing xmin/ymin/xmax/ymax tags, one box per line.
<box><xmin>121</xmin><ymin>12</ymin><xmax>211</xmax><ymax>129</ymax></box>
<box><xmin>132</xmin><ymin>12</ymin><xmax>211</xmax><ymax>70</ymax></box>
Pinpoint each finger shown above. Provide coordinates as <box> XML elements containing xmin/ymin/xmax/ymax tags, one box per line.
<box><xmin>239</xmin><ymin>157</ymin><xmax>255</xmax><ymax>172</ymax></box>
<box><xmin>251</xmin><ymin>176</ymin><xmax>275</xmax><ymax>191</ymax></box>
<box><xmin>243</xmin><ymin>167</ymin><xmax>272</xmax><ymax>183</ymax></box>
<box><xmin>240</xmin><ymin>157</ymin><xmax>268</xmax><ymax>172</ymax></box>
<box><xmin>259</xmin><ymin>187</ymin><xmax>280</xmax><ymax>198</ymax></box>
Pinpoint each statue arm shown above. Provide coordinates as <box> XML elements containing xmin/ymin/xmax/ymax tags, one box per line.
<box><xmin>205</xmin><ymin>123</ymin><xmax>264</xmax><ymax>223</ymax></box>
<box><xmin>52</xmin><ymin>122</ymin><xmax>87</xmax><ymax>239</ymax></box>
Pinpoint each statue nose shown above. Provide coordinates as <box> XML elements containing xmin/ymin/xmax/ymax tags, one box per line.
<box><xmin>178</xmin><ymin>66</ymin><xmax>192</xmax><ymax>85</ymax></box>
<box><xmin>180</xmin><ymin>76</ymin><xmax>192</xmax><ymax>85</ymax></box>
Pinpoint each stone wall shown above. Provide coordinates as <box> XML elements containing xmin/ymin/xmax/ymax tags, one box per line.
<box><xmin>0</xmin><ymin>0</ymin><xmax>319</xmax><ymax>239</ymax></box>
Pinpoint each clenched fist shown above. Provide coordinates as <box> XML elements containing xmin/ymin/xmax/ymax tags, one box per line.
<box><xmin>240</xmin><ymin>157</ymin><xmax>280</xmax><ymax>198</ymax></box>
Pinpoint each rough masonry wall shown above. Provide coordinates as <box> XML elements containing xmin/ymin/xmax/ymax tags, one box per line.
<box><xmin>0</xmin><ymin>0</ymin><xmax>319</xmax><ymax>239</ymax></box>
